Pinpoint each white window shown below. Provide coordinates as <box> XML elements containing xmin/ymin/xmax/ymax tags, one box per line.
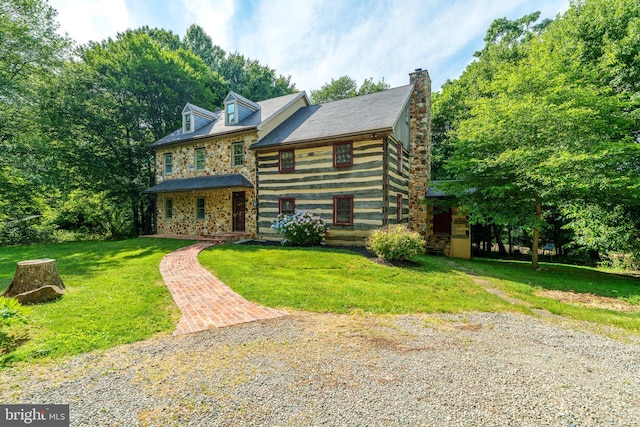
<box><xmin>183</xmin><ymin>112</ymin><xmax>193</xmax><ymax>133</ymax></box>
<box><xmin>226</xmin><ymin>102</ymin><xmax>236</xmax><ymax>124</ymax></box>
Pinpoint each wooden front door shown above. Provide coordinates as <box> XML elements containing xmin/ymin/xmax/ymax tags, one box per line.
<box><xmin>232</xmin><ymin>191</ymin><xmax>246</xmax><ymax>232</ymax></box>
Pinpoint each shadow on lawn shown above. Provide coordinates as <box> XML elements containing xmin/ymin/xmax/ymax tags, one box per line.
<box><xmin>0</xmin><ymin>238</ymin><xmax>190</xmax><ymax>292</ymax></box>
<box><xmin>465</xmin><ymin>258</ymin><xmax>640</xmax><ymax>302</ymax></box>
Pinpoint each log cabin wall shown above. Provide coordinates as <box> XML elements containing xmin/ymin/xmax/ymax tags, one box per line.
<box><xmin>386</xmin><ymin>135</ymin><xmax>409</xmax><ymax>225</ymax></box>
<box><xmin>256</xmin><ymin>136</ymin><xmax>385</xmax><ymax>246</ymax></box>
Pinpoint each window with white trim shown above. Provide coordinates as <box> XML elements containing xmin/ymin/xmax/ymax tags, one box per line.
<box><xmin>226</xmin><ymin>102</ymin><xmax>236</xmax><ymax>124</ymax></box>
<box><xmin>183</xmin><ymin>112</ymin><xmax>193</xmax><ymax>133</ymax></box>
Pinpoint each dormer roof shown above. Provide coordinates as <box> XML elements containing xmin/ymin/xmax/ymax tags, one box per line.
<box><xmin>182</xmin><ymin>103</ymin><xmax>218</xmax><ymax>121</ymax></box>
<box><xmin>224</xmin><ymin>91</ymin><xmax>260</xmax><ymax>112</ymax></box>
<box><xmin>150</xmin><ymin>91</ymin><xmax>309</xmax><ymax>148</ymax></box>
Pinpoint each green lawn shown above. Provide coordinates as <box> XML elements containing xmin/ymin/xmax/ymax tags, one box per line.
<box><xmin>198</xmin><ymin>245</ymin><xmax>516</xmax><ymax>314</ymax></box>
<box><xmin>0</xmin><ymin>238</ymin><xmax>193</xmax><ymax>366</ymax></box>
<box><xmin>452</xmin><ymin>258</ymin><xmax>640</xmax><ymax>332</ymax></box>
<box><xmin>2</xmin><ymin>240</ymin><xmax>638</xmax><ymax>368</ymax></box>
<box><xmin>200</xmin><ymin>245</ymin><xmax>640</xmax><ymax>334</ymax></box>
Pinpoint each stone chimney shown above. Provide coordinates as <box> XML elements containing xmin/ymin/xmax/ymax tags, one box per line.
<box><xmin>408</xmin><ymin>68</ymin><xmax>431</xmax><ymax>238</ymax></box>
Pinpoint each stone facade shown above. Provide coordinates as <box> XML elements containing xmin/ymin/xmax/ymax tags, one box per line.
<box><xmin>157</xmin><ymin>189</ymin><xmax>256</xmax><ymax>236</ymax></box>
<box><xmin>154</xmin><ymin>131</ymin><xmax>258</xmax><ymax>237</ymax></box>
<box><xmin>408</xmin><ymin>69</ymin><xmax>431</xmax><ymax>238</ymax></box>
<box><xmin>155</xmin><ymin>131</ymin><xmax>257</xmax><ymax>183</ymax></box>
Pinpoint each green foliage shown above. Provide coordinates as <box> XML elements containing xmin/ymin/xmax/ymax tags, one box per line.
<box><xmin>563</xmin><ymin>203</ymin><xmax>640</xmax><ymax>261</ymax></box>
<box><xmin>271</xmin><ymin>210</ymin><xmax>329</xmax><ymax>246</ymax></box>
<box><xmin>0</xmin><ymin>297</ymin><xmax>29</xmax><ymax>353</ymax></box>
<box><xmin>216</xmin><ymin>51</ymin><xmax>297</xmax><ymax>101</ymax></box>
<box><xmin>0</xmin><ymin>0</ymin><xmax>70</xmax><ymax>224</ymax></box>
<box><xmin>0</xmin><ymin>221</ymin><xmax>57</xmax><ymax>246</ymax></box>
<box><xmin>0</xmin><ymin>297</ymin><xmax>26</xmax><ymax>324</ymax></box>
<box><xmin>310</xmin><ymin>75</ymin><xmax>390</xmax><ymax>104</ymax></box>
<box><xmin>183</xmin><ymin>24</ymin><xmax>225</xmax><ymax>71</ymax></box>
<box><xmin>51</xmin><ymin>190</ymin><xmax>133</xmax><ymax>239</ymax></box>
<box><xmin>366</xmin><ymin>226</ymin><xmax>425</xmax><ymax>261</ymax></box>
<box><xmin>0</xmin><ymin>239</ymin><xmax>193</xmax><ymax>366</ymax></box>
<box><xmin>433</xmin><ymin>3</ymin><xmax>640</xmax><ymax>266</ymax></box>
<box><xmin>41</xmin><ymin>29</ymin><xmax>226</xmax><ymax>236</ymax></box>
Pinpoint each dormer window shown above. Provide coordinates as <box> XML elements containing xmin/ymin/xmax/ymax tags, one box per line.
<box><xmin>183</xmin><ymin>112</ymin><xmax>194</xmax><ymax>134</ymax></box>
<box><xmin>223</xmin><ymin>91</ymin><xmax>259</xmax><ymax>126</ymax></box>
<box><xmin>180</xmin><ymin>103</ymin><xmax>217</xmax><ymax>134</ymax></box>
<box><xmin>226</xmin><ymin>102</ymin><xmax>237</xmax><ymax>125</ymax></box>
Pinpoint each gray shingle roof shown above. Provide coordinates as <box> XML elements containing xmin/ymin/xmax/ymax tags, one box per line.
<box><xmin>150</xmin><ymin>92</ymin><xmax>308</xmax><ymax>149</ymax></box>
<box><xmin>251</xmin><ymin>85</ymin><xmax>413</xmax><ymax>149</ymax></box>
<box><xmin>143</xmin><ymin>174</ymin><xmax>253</xmax><ymax>193</ymax></box>
<box><xmin>183</xmin><ymin>103</ymin><xmax>217</xmax><ymax>119</ymax></box>
<box><xmin>225</xmin><ymin>91</ymin><xmax>260</xmax><ymax>111</ymax></box>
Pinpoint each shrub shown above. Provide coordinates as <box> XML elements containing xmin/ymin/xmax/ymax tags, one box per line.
<box><xmin>271</xmin><ymin>210</ymin><xmax>329</xmax><ymax>246</ymax></box>
<box><xmin>366</xmin><ymin>226</ymin><xmax>425</xmax><ymax>261</ymax></box>
<box><xmin>0</xmin><ymin>297</ymin><xmax>29</xmax><ymax>352</ymax></box>
<box><xmin>0</xmin><ymin>222</ymin><xmax>58</xmax><ymax>246</ymax></box>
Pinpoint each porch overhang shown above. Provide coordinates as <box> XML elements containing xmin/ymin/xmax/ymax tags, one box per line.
<box><xmin>143</xmin><ymin>174</ymin><xmax>253</xmax><ymax>194</ymax></box>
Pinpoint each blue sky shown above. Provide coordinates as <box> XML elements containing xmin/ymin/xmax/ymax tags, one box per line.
<box><xmin>48</xmin><ymin>0</ymin><xmax>569</xmax><ymax>92</ymax></box>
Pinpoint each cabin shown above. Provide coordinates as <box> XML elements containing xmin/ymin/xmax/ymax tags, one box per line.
<box><xmin>144</xmin><ymin>68</ymin><xmax>471</xmax><ymax>258</ymax></box>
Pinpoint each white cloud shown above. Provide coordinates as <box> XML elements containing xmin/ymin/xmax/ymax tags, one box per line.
<box><xmin>178</xmin><ymin>0</ymin><xmax>236</xmax><ymax>48</ymax></box>
<box><xmin>47</xmin><ymin>0</ymin><xmax>569</xmax><ymax>92</ymax></box>
<box><xmin>49</xmin><ymin>0</ymin><xmax>135</xmax><ymax>45</ymax></box>
<box><xmin>233</xmin><ymin>0</ymin><xmax>569</xmax><ymax>92</ymax></box>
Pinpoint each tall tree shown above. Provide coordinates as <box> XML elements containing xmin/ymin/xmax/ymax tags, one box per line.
<box><xmin>183</xmin><ymin>24</ymin><xmax>225</xmax><ymax>71</ymax></box>
<box><xmin>43</xmin><ymin>30</ymin><xmax>225</xmax><ymax>236</ymax></box>
<box><xmin>437</xmin><ymin>6</ymin><xmax>639</xmax><ymax>268</ymax></box>
<box><xmin>216</xmin><ymin>52</ymin><xmax>296</xmax><ymax>101</ymax></box>
<box><xmin>0</xmin><ymin>0</ymin><xmax>70</xmax><ymax>221</ymax></box>
<box><xmin>310</xmin><ymin>75</ymin><xmax>389</xmax><ymax>104</ymax></box>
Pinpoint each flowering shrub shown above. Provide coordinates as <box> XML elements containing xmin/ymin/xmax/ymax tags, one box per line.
<box><xmin>366</xmin><ymin>226</ymin><xmax>425</xmax><ymax>261</ymax></box>
<box><xmin>271</xmin><ymin>210</ymin><xmax>329</xmax><ymax>246</ymax></box>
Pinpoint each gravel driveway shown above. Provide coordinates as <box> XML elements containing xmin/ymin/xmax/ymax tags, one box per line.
<box><xmin>1</xmin><ymin>312</ymin><xmax>639</xmax><ymax>426</ymax></box>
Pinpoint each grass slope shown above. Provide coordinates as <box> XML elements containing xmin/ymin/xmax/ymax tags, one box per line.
<box><xmin>453</xmin><ymin>258</ymin><xmax>640</xmax><ymax>332</ymax></box>
<box><xmin>199</xmin><ymin>245</ymin><xmax>515</xmax><ymax>314</ymax></box>
<box><xmin>0</xmin><ymin>238</ymin><xmax>193</xmax><ymax>366</ymax></box>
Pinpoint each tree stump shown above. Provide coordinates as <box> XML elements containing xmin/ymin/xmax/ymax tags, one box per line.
<box><xmin>2</xmin><ymin>259</ymin><xmax>65</xmax><ymax>300</ymax></box>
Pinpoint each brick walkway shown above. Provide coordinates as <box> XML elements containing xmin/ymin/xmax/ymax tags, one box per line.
<box><xmin>160</xmin><ymin>243</ymin><xmax>287</xmax><ymax>335</ymax></box>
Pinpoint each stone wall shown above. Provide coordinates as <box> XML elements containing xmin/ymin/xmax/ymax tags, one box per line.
<box><xmin>154</xmin><ymin>131</ymin><xmax>258</xmax><ymax>184</ymax></box>
<box><xmin>153</xmin><ymin>130</ymin><xmax>258</xmax><ymax>237</ymax></box>
<box><xmin>156</xmin><ymin>189</ymin><xmax>256</xmax><ymax>237</ymax></box>
<box><xmin>408</xmin><ymin>68</ymin><xmax>432</xmax><ymax>238</ymax></box>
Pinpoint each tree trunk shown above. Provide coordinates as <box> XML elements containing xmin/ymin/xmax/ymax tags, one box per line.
<box><xmin>492</xmin><ymin>224</ymin><xmax>507</xmax><ymax>255</ymax></box>
<box><xmin>2</xmin><ymin>259</ymin><xmax>65</xmax><ymax>298</ymax></box>
<box><xmin>132</xmin><ymin>202</ymin><xmax>140</xmax><ymax>237</ymax></box>
<box><xmin>507</xmin><ymin>225</ymin><xmax>513</xmax><ymax>255</ymax></box>
<box><xmin>532</xmin><ymin>196</ymin><xmax>541</xmax><ymax>270</ymax></box>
